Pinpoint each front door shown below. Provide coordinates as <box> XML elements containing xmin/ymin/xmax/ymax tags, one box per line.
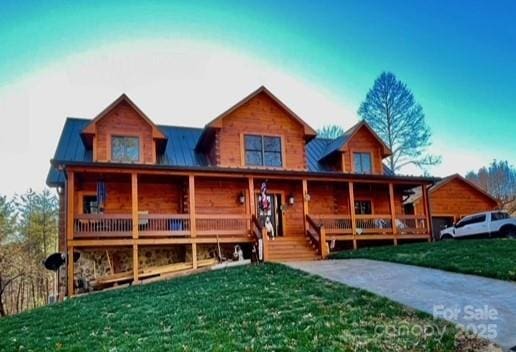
<box><xmin>257</xmin><ymin>193</ymin><xmax>284</xmax><ymax>237</ymax></box>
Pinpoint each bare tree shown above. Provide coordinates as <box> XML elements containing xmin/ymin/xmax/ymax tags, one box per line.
<box><xmin>0</xmin><ymin>190</ymin><xmax>58</xmax><ymax>316</ymax></box>
<box><xmin>0</xmin><ymin>196</ymin><xmax>20</xmax><ymax>316</ymax></box>
<box><xmin>466</xmin><ymin>160</ymin><xmax>516</xmax><ymax>214</ymax></box>
<box><xmin>358</xmin><ymin>72</ymin><xmax>440</xmax><ymax>173</ymax></box>
<box><xmin>317</xmin><ymin>125</ymin><xmax>344</xmax><ymax>139</ymax></box>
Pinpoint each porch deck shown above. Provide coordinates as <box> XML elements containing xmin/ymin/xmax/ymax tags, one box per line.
<box><xmin>64</xmin><ymin>167</ymin><xmax>433</xmax><ymax>295</ymax></box>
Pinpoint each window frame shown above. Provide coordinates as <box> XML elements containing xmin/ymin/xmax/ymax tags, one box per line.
<box><xmin>110</xmin><ymin>135</ymin><xmax>141</xmax><ymax>163</ymax></box>
<box><xmin>242</xmin><ymin>134</ymin><xmax>283</xmax><ymax>168</ymax></box>
<box><xmin>353</xmin><ymin>151</ymin><xmax>373</xmax><ymax>174</ymax></box>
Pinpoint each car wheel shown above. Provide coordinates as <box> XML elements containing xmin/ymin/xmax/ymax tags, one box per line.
<box><xmin>441</xmin><ymin>234</ymin><xmax>453</xmax><ymax>240</ymax></box>
<box><xmin>502</xmin><ymin>226</ymin><xmax>516</xmax><ymax>239</ymax></box>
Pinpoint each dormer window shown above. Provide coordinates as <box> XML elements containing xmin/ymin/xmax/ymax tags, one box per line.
<box><xmin>111</xmin><ymin>136</ymin><xmax>140</xmax><ymax>162</ymax></box>
<box><xmin>244</xmin><ymin>135</ymin><xmax>282</xmax><ymax>167</ymax></box>
<box><xmin>354</xmin><ymin>152</ymin><xmax>372</xmax><ymax>174</ymax></box>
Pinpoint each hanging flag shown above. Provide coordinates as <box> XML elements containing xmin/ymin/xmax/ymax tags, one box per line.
<box><xmin>97</xmin><ymin>181</ymin><xmax>106</xmax><ymax>211</ymax></box>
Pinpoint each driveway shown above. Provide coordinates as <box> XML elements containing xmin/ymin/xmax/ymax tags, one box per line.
<box><xmin>287</xmin><ymin>259</ymin><xmax>516</xmax><ymax>351</ymax></box>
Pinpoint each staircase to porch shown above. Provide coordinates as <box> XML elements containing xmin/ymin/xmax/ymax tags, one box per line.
<box><xmin>267</xmin><ymin>236</ymin><xmax>320</xmax><ymax>262</ymax></box>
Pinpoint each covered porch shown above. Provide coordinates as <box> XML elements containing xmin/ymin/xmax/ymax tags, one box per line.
<box><xmin>306</xmin><ymin>180</ymin><xmax>432</xmax><ymax>251</ymax></box>
<box><xmin>64</xmin><ymin>166</ymin><xmax>433</xmax><ymax>295</ymax></box>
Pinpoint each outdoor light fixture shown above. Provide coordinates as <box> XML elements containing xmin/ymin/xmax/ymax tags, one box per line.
<box><xmin>304</xmin><ymin>193</ymin><xmax>311</xmax><ymax>202</ymax></box>
<box><xmin>288</xmin><ymin>194</ymin><xmax>295</xmax><ymax>205</ymax></box>
<box><xmin>239</xmin><ymin>192</ymin><xmax>246</xmax><ymax>205</ymax></box>
<box><xmin>57</xmin><ymin>186</ymin><xmax>64</xmax><ymax>195</ymax></box>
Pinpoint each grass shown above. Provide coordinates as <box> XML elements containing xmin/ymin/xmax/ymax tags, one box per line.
<box><xmin>330</xmin><ymin>239</ymin><xmax>516</xmax><ymax>281</ymax></box>
<box><xmin>0</xmin><ymin>263</ymin><xmax>484</xmax><ymax>351</ymax></box>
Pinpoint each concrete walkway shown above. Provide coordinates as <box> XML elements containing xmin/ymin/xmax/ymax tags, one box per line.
<box><xmin>287</xmin><ymin>259</ymin><xmax>516</xmax><ymax>350</ymax></box>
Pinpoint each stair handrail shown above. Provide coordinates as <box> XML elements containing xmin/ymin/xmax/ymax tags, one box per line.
<box><xmin>306</xmin><ymin>215</ymin><xmax>329</xmax><ymax>259</ymax></box>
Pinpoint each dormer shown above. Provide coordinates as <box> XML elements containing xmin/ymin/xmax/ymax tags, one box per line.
<box><xmin>318</xmin><ymin>121</ymin><xmax>391</xmax><ymax>175</ymax></box>
<box><xmin>196</xmin><ymin>86</ymin><xmax>317</xmax><ymax>170</ymax></box>
<box><xmin>81</xmin><ymin>94</ymin><xmax>167</xmax><ymax>164</ymax></box>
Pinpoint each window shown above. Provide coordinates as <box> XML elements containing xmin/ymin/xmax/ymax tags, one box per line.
<box><xmin>111</xmin><ymin>136</ymin><xmax>140</xmax><ymax>162</ymax></box>
<box><xmin>244</xmin><ymin>135</ymin><xmax>282</xmax><ymax>167</ymax></box>
<box><xmin>491</xmin><ymin>212</ymin><xmax>509</xmax><ymax>221</ymax></box>
<box><xmin>456</xmin><ymin>214</ymin><xmax>486</xmax><ymax>227</ymax></box>
<box><xmin>354</xmin><ymin>152</ymin><xmax>372</xmax><ymax>174</ymax></box>
<box><xmin>83</xmin><ymin>195</ymin><xmax>98</xmax><ymax>214</ymax></box>
<box><xmin>403</xmin><ymin>203</ymin><xmax>415</xmax><ymax>215</ymax></box>
<box><xmin>354</xmin><ymin>200</ymin><xmax>372</xmax><ymax>215</ymax></box>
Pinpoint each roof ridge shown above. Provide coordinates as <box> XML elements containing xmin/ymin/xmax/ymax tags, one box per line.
<box><xmin>66</xmin><ymin>117</ymin><xmax>91</xmax><ymax>121</ymax></box>
<box><xmin>158</xmin><ymin>124</ymin><xmax>204</xmax><ymax>131</ymax></box>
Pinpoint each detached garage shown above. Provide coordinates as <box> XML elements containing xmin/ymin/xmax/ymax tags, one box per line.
<box><xmin>407</xmin><ymin>174</ymin><xmax>499</xmax><ymax>240</ymax></box>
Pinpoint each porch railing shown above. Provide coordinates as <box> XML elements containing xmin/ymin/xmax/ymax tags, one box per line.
<box><xmin>355</xmin><ymin>214</ymin><xmax>392</xmax><ymax>234</ymax></box>
<box><xmin>310</xmin><ymin>215</ymin><xmax>353</xmax><ymax>234</ymax></box>
<box><xmin>139</xmin><ymin>214</ymin><xmax>191</xmax><ymax>236</ymax></box>
<box><xmin>395</xmin><ymin>215</ymin><xmax>428</xmax><ymax>235</ymax></box>
<box><xmin>74</xmin><ymin>214</ymin><xmax>133</xmax><ymax>238</ymax></box>
<box><xmin>196</xmin><ymin>214</ymin><xmax>250</xmax><ymax>236</ymax></box>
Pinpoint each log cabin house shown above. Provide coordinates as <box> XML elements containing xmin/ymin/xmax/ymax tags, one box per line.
<box><xmin>47</xmin><ymin>86</ymin><xmax>437</xmax><ymax>296</ymax></box>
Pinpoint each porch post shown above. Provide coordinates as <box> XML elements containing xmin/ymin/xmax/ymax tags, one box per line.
<box><xmin>302</xmin><ymin>179</ymin><xmax>309</xmax><ymax>236</ymax></box>
<box><xmin>389</xmin><ymin>183</ymin><xmax>398</xmax><ymax>245</ymax></box>
<box><xmin>131</xmin><ymin>172</ymin><xmax>139</xmax><ymax>283</ymax></box>
<box><xmin>248</xmin><ymin>177</ymin><xmax>255</xmax><ymax>217</ymax></box>
<box><xmin>348</xmin><ymin>181</ymin><xmax>357</xmax><ymax>250</ymax></box>
<box><xmin>189</xmin><ymin>175</ymin><xmax>198</xmax><ymax>269</ymax></box>
<box><xmin>422</xmin><ymin>183</ymin><xmax>433</xmax><ymax>242</ymax></box>
<box><xmin>66</xmin><ymin>170</ymin><xmax>74</xmax><ymax>296</ymax></box>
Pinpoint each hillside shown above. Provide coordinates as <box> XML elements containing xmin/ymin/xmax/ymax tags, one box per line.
<box><xmin>0</xmin><ymin>264</ymin><xmax>487</xmax><ymax>351</ymax></box>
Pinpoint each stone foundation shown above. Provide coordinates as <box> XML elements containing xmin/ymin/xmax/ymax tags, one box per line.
<box><xmin>59</xmin><ymin>243</ymin><xmax>252</xmax><ymax>295</ymax></box>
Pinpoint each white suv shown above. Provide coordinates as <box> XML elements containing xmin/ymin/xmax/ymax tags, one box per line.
<box><xmin>440</xmin><ymin>211</ymin><xmax>516</xmax><ymax>240</ymax></box>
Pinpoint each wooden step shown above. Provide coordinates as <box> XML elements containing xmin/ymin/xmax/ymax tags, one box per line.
<box><xmin>266</xmin><ymin>235</ymin><xmax>319</xmax><ymax>261</ymax></box>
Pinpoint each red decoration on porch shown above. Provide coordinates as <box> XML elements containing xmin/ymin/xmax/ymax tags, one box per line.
<box><xmin>259</xmin><ymin>181</ymin><xmax>270</xmax><ymax>212</ymax></box>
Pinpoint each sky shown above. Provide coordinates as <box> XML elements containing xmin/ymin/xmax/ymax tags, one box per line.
<box><xmin>0</xmin><ymin>0</ymin><xmax>515</xmax><ymax>196</ymax></box>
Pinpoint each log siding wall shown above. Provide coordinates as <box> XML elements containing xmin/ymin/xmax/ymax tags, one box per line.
<box><xmin>343</xmin><ymin>127</ymin><xmax>384</xmax><ymax>175</ymax></box>
<box><xmin>95</xmin><ymin>101</ymin><xmax>155</xmax><ymax>163</ymax></box>
<box><xmin>214</xmin><ymin>92</ymin><xmax>307</xmax><ymax>170</ymax></box>
<box><xmin>415</xmin><ymin>178</ymin><xmax>497</xmax><ymax>217</ymax></box>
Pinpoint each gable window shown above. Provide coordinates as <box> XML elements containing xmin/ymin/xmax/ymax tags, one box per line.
<box><xmin>111</xmin><ymin>136</ymin><xmax>140</xmax><ymax>162</ymax></box>
<box><xmin>354</xmin><ymin>152</ymin><xmax>372</xmax><ymax>174</ymax></box>
<box><xmin>355</xmin><ymin>200</ymin><xmax>372</xmax><ymax>215</ymax></box>
<box><xmin>244</xmin><ymin>135</ymin><xmax>282</xmax><ymax>167</ymax></box>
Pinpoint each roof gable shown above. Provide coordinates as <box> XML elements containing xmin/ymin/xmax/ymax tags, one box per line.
<box><xmin>82</xmin><ymin>94</ymin><xmax>166</xmax><ymax>140</ymax></box>
<box><xmin>205</xmin><ymin>86</ymin><xmax>317</xmax><ymax>138</ymax></box>
<box><xmin>319</xmin><ymin>121</ymin><xmax>392</xmax><ymax>160</ymax></box>
<box><xmin>407</xmin><ymin>174</ymin><xmax>498</xmax><ymax>205</ymax></box>
<box><xmin>430</xmin><ymin>174</ymin><xmax>498</xmax><ymax>204</ymax></box>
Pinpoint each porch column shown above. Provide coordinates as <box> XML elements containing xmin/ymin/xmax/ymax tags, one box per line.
<box><xmin>248</xmin><ymin>177</ymin><xmax>255</xmax><ymax>218</ymax></box>
<box><xmin>389</xmin><ymin>183</ymin><xmax>398</xmax><ymax>245</ymax></box>
<box><xmin>422</xmin><ymin>183</ymin><xmax>433</xmax><ymax>242</ymax></box>
<box><xmin>348</xmin><ymin>181</ymin><xmax>357</xmax><ymax>250</ymax></box>
<box><xmin>189</xmin><ymin>175</ymin><xmax>197</xmax><ymax>269</ymax></box>
<box><xmin>131</xmin><ymin>172</ymin><xmax>139</xmax><ymax>283</ymax></box>
<box><xmin>66</xmin><ymin>170</ymin><xmax>74</xmax><ymax>296</ymax></box>
<box><xmin>302</xmin><ymin>179</ymin><xmax>309</xmax><ymax>235</ymax></box>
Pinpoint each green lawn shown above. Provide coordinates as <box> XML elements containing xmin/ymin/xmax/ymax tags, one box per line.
<box><xmin>330</xmin><ymin>239</ymin><xmax>516</xmax><ymax>281</ymax></box>
<box><xmin>0</xmin><ymin>264</ymin><xmax>486</xmax><ymax>351</ymax></box>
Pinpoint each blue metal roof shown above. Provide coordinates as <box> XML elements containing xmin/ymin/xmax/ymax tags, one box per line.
<box><xmin>46</xmin><ymin>118</ymin><xmax>91</xmax><ymax>186</ymax></box>
<box><xmin>158</xmin><ymin>126</ymin><xmax>209</xmax><ymax>167</ymax></box>
<box><xmin>46</xmin><ymin>118</ymin><xmax>389</xmax><ymax>186</ymax></box>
